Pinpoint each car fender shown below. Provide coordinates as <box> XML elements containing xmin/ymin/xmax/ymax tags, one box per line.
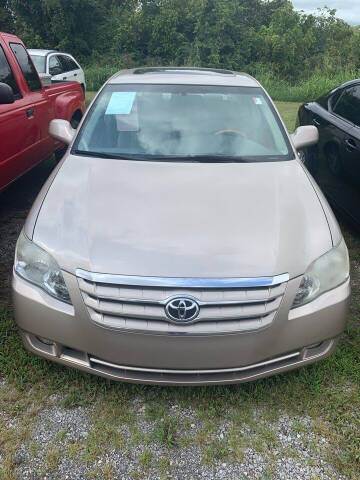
<box><xmin>299</xmin><ymin>163</ymin><xmax>342</xmax><ymax>247</ymax></box>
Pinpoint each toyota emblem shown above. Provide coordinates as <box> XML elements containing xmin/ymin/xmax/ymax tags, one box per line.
<box><xmin>165</xmin><ymin>296</ymin><xmax>200</xmax><ymax>323</ymax></box>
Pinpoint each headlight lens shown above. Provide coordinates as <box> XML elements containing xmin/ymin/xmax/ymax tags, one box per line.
<box><xmin>15</xmin><ymin>231</ymin><xmax>71</xmax><ymax>304</ymax></box>
<box><xmin>292</xmin><ymin>238</ymin><xmax>349</xmax><ymax>308</ymax></box>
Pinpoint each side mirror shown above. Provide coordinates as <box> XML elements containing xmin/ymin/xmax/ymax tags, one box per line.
<box><xmin>290</xmin><ymin>126</ymin><xmax>319</xmax><ymax>151</ymax></box>
<box><xmin>49</xmin><ymin>119</ymin><xmax>76</xmax><ymax>145</ymax></box>
<box><xmin>39</xmin><ymin>73</ymin><xmax>52</xmax><ymax>87</ymax></box>
<box><xmin>0</xmin><ymin>82</ymin><xmax>14</xmax><ymax>104</ymax></box>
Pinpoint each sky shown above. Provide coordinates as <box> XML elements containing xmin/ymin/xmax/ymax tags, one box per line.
<box><xmin>292</xmin><ymin>0</ymin><xmax>360</xmax><ymax>25</ymax></box>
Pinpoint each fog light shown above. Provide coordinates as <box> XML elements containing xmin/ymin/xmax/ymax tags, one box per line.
<box><xmin>307</xmin><ymin>342</ymin><xmax>323</xmax><ymax>349</ymax></box>
<box><xmin>36</xmin><ymin>336</ymin><xmax>55</xmax><ymax>346</ymax></box>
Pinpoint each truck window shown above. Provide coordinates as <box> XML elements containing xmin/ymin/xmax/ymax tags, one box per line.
<box><xmin>10</xmin><ymin>43</ymin><xmax>42</xmax><ymax>92</ymax></box>
<box><xmin>0</xmin><ymin>45</ymin><xmax>20</xmax><ymax>96</ymax></box>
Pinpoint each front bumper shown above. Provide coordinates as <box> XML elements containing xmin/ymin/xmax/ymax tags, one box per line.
<box><xmin>12</xmin><ymin>271</ymin><xmax>350</xmax><ymax>385</ymax></box>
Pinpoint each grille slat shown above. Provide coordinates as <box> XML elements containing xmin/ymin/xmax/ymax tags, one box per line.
<box><xmin>83</xmin><ymin>293</ymin><xmax>282</xmax><ymax>321</ymax></box>
<box><xmin>77</xmin><ymin>271</ymin><xmax>288</xmax><ymax>334</ymax></box>
<box><xmin>88</xmin><ymin>309</ymin><xmax>276</xmax><ymax>334</ymax></box>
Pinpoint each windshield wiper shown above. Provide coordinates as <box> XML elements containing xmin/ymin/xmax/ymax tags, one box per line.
<box><xmin>73</xmin><ymin>150</ymin><xmax>152</xmax><ymax>161</ymax></box>
<box><xmin>145</xmin><ymin>155</ymin><xmax>252</xmax><ymax>163</ymax></box>
<box><xmin>73</xmin><ymin>150</ymin><xmax>252</xmax><ymax>163</ymax></box>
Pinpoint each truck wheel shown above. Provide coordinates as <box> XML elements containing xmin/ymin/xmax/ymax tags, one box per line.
<box><xmin>298</xmin><ymin>146</ymin><xmax>318</xmax><ymax>175</ymax></box>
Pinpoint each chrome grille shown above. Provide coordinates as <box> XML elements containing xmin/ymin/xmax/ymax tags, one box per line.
<box><xmin>77</xmin><ymin>270</ymin><xmax>288</xmax><ymax>335</ymax></box>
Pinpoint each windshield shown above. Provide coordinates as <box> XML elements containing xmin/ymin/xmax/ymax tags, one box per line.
<box><xmin>74</xmin><ymin>84</ymin><xmax>293</xmax><ymax>162</ymax></box>
<box><xmin>30</xmin><ymin>55</ymin><xmax>46</xmax><ymax>73</ymax></box>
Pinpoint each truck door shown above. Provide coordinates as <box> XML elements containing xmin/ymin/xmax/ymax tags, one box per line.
<box><xmin>0</xmin><ymin>44</ymin><xmax>40</xmax><ymax>190</ymax></box>
<box><xmin>9</xmin><ymin>42</ymin><xmax>53</xmax><ymax>162</ymax></box>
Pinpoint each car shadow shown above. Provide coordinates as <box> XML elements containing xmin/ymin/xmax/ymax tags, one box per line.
<box><xmin>0</xmin><ymin>157</ymin><xmax>58</xmax><ymax>302</ymax></box>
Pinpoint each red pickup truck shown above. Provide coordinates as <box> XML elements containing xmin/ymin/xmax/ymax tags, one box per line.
<box><xmin>0</xmin><ymin>32</ymin><xmax>85</xmax><ymax>192</ymax></box>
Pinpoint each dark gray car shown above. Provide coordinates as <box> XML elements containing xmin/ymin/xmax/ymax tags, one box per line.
<box><xmin>297</xmin><ymin>79</ymin><xmax>360</xmax><ymax>230</ymax></box>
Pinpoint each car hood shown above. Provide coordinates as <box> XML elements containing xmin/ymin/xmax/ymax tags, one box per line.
<box><xmin>33</xmin><ymin>155</ymin><xmax>332</xmax><ymax>279</ymax></box>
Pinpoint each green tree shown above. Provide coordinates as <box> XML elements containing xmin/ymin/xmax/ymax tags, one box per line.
<box><xmin>0</xmin><ymin>0</ymin><xmax>14</xmax><ymax>33</ymax></box>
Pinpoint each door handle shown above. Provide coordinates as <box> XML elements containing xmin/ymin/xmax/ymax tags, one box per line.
<box><xmin>74</xmin><ymin>73</ymin><xmax>77</xmax><ymax>77</ymax></box>
<box><xmin>345</xmin><ymin>138</ymin><xmax>358</xmax><ymax>151</ymax></box>
<box><xmin>26</xmin><ymin>109</ymin><xmax>34</xmax><ymax>118</ymax></box>
<box><xmin>312</xmin><ymin>118</ymin><xmax>321</xmax><ymax>127</ymax></box>
<box><xmin>63</xmin><ymin>77</ymin><xmax>67</xmax><ymax>80</ymax></box>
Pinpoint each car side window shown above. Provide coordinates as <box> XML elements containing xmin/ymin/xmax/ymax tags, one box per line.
<box><xmin>334</xmin><ymin>86</ymin><xmax>360</xmax><ymax>126</ymax></box>
<box><xmin>317</xmin><ymin>94</ymin><xmax>328</xmax><ymax>110</ymax></box>
<box><xmin>329</xmin><ymin>89</ymin><xmax>343</xmax><ymax>111</ymax></box>
<box><xmin>59</xmin><ymin>56</ymin><xmax>72</xmax><ymax>73</ymax></box>
<box><xmin>0</xmin><ymin>45</ymin><xmax>20</xmax><ymax>96</ymax></box>
<box><xmin>66</xmin><ymin>57</ymin><xmax>79</xmax><ymax>71</ymax></box>
<box><xmin>49</xmin><ymin>55</ymin><xmax>63</xmax><ymax>75</ymax></box>
<box><xmin>10</xmin><ymin>43</ymin><xmax>42</xmax><ymax>92</ymax></box>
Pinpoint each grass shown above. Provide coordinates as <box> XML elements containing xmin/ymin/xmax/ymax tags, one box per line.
<box><xmin>275</xmin><ymin>102</ymin><xmax>301</xmax><ymax>132</ymax></box>
<box><xmin>84</xmin><ymin>65</ymin><xmax>119</xmax><ymax>92</ymax></box>
<box><xmin>83</xmin><ymin>66</ymin><xmax>360</xmax><ymax>102</ymax></box>
<box><xmin>0</xmin><ymin>102</ymin><xmax>359</xmax><ymax>479</ymax></box>
<box><xmin>256</xmin><ymin>68</ymin><xmax>360</xmax><ymax>102</ymax></box>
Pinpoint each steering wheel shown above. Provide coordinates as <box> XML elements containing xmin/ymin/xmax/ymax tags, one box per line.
<box><xmin>215</xmin><ymin>129</ymin><xmax>247</xmax><ymax>138</ymax></box>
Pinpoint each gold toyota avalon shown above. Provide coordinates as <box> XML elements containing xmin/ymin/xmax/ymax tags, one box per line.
<box><xmin>12</xmin><ymin>68</ymin><xmax>350</xmax><ymax>385</ymax></box>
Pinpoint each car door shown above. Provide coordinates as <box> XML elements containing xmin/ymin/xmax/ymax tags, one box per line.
<box><xmin>61</xmin><ymin>55</ymin><xmax>81</xmax><ymax>83</ymax></box>
<box><xmin>316</xmin><ymin>87</ymin><xmax>355</xmax><ymax>177</ymax></box>
<box><xmin>69</xmin><ymin>56</ymin><xmax>85</xmax><ymax>87</ymax></box>
<box><xmin>338</xmin><ymin>85</ymin><xmax>360</xmax><ymax>186</ymax></box>
<box><xmin>48</xmin><ymin>54</ymin><xmax>65</xmax><ymax>83</ymax></box>
<box><xmin>0</xmin><ymin>43</ymin><xmax>41</xmax><ymax>189</ymax></box>
<box><xmin>326</xmin><ymin>85</ymin><xmax>360</xmax><ymax>229</ymax></box>
<box><xmin>298</xmin><ymin>94</ymin><xmax>343</xmax><ymax>168</ymax></box>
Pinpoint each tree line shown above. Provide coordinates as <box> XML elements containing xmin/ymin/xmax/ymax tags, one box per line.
<box><xmin>1</xmin><ymin>0</ymin><xmax>360</xmax><ymax>82</ymax></box>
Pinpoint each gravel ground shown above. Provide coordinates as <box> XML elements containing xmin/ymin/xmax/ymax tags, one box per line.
<box><xmin>0</xmin><ymin>159</ymin><xmax>354</xmax><ymax>479</ymax></box>
<box><xmin>6</xmin><ymin>385</ymin><xmax>347</xmax><ymax>480</ymax></box>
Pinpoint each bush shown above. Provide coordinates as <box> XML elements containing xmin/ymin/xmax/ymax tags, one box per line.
<box><xmin>84</xmin><ymin>66</ymin><xmax>119</xmax><ymax>92</ymax></box>
<box><xmin>84</xmin><ymin>65</ymin><xmax>360</xmax><ymax>102</ymax></box>
<box><xmin>257</xmin><ymin>68</ymin><xmax>360</xmax><ymax>102</ymax></box>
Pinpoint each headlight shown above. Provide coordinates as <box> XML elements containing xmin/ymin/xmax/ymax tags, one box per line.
<box><xmin>15</xmin><ymin>231</ymin><xmax>71</xmax><ymax>304</ymax></box>
<box><xmin>292</xmin><ymin>238</ymin><xmax>349</xmax><ymax>308</ymax></box>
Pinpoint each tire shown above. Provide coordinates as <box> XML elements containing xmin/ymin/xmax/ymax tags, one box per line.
<box><xmin>326</xmin><ymin>145</ymin><xmax>343</xmax><ymax>177</ymax></box>
<box><xmin>297</xmin><ymin>146</ymin><xmax>318</xmax><ymax>175</ymax></box>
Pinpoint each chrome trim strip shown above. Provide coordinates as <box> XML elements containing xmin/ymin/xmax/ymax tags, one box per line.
<box><xmin>76</xmin><ymin>269</ymin><xmax>289</xmax><ymax>288</ymax></box>
<box><xmin>84</xmin><ymin>292</ymin><xmax>283</xmax><ymax>307</ymax></box>
<box><xmin>89</xmin><ymin>317</ymin><xmax>274</xmax><ymax>335</ymax></box>
<box><xmin>88</xmin><ymin>305</ymin><xmax>279</xmax><ymax>322</ymax></box>
<box><xmin>89</xmin><ymin>351</ymin><xmax>300</xmax><ymax>375</ymax></box>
